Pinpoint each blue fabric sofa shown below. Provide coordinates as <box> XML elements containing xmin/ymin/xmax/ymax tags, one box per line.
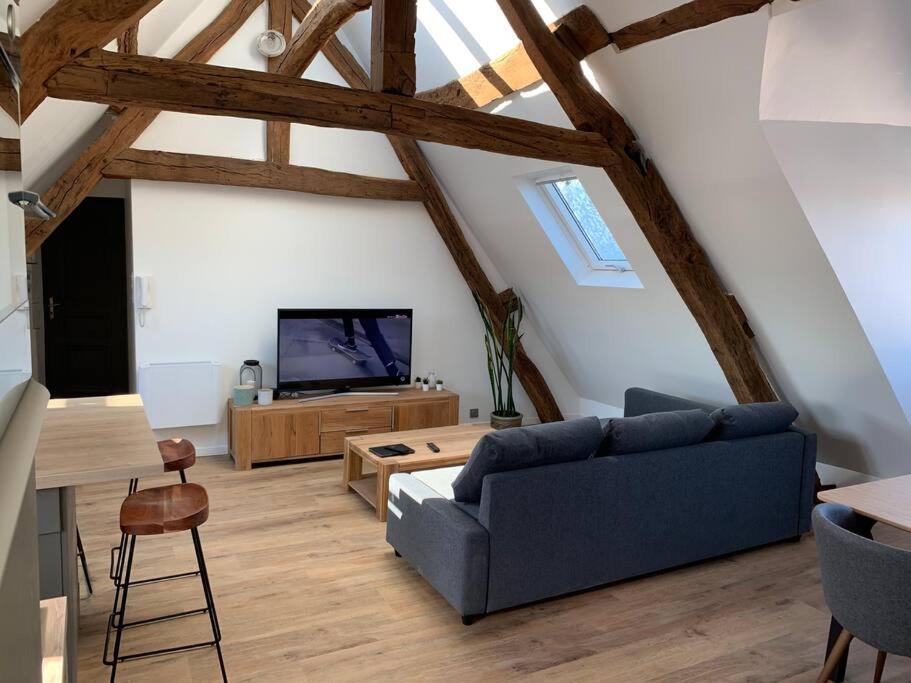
<box><xmin>385</xmin><ymin>388</ymin><xmax>817</xmax><ymax>623</ymax></box>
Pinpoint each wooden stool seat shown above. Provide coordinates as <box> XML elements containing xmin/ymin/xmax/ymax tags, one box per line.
<box><xmin>119</xmin><ymin>483</ymin><xmax>209</xmax><ymax>536</ymax></box>
<box><xmin>157</xmin><ymin>438</ymin><xmax>196</xmax><ymax>472</ymax></box>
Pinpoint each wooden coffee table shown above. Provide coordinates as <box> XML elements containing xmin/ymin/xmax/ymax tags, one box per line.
<box><xmin>343</xmin><ymin>423</ymin><xmax>492</xmax><ymax>521</ymax></box>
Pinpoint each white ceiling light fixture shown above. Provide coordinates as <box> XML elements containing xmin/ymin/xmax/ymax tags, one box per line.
<box><xmin>256</xmin><ymin>30</ymin><xmax>286</xmax><ymax>58</ymax></box>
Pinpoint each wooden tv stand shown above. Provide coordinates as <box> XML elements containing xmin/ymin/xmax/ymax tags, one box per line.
<box><xmin>228</xmin><ymin>388</ymin><xmax>459</xmax><ymax>470</ymax></box>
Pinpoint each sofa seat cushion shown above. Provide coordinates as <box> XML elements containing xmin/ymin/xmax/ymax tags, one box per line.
<box><xmin>412</xmin><ymin>466</ymin><xmax>463</xmax><ymax>500</ymax></box>
<box><xmin>597</xmin><ymin>409</ymin><xmax>716</xmax><ymax>457</ymax></box>
<box><xmin>710</xmin><ymin>402</ymin><xmax>798</xmax><ymax>440</ymax></box>
<box><xmin>452</xmin><ymin>417</ymin><xmax>603</xmax><ymax>503</ymax></box>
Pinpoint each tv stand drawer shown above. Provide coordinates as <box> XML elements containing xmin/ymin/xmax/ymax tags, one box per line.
<box><xmin>320</xmin><ymin>406</ymin><xmax>392</xmax><ymax>433</ymax></box>
<box><xmin>320</xmin><ymin>427</ymin><xmax>390</xmax><ymax>455</ymax></box>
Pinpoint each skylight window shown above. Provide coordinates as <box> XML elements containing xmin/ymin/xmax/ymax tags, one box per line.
<box><xmin>537</xmin><ymin>177</ymin><xmax>632</xmax><ymax>272</ymax></box>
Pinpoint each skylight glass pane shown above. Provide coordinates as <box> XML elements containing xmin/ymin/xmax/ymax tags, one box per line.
<box><xmin>551</xmin><ymin>178</ymin><xmax>627</xmax><ymax>262</ymax></box>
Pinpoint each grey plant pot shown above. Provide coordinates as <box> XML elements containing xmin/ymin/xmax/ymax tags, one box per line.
<box><xmin>490</xmin><ymin>412</ymin><xmax>523</xmax><ymax>430</ymax></box>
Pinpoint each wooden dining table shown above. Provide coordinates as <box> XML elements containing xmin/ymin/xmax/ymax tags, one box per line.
<box><xmin>34</xmin><ymin>394</ymin><xmax>163</xmax><ymax>683</ymax></box>
<box><xmin>817</xmin><ymin>476</ymin><xmax>911</xmax><ymax>682</ymax></box>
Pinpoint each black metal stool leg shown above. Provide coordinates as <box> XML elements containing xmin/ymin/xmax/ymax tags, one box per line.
<box><xmin>110</xmin><ymin>479</ymin><xmax>138</xmax><ymax>584</ymax></box>
<box><xmin>108</xmin><ymin>534</ymin><xmax>136</xmax><ymax>682</ymax></box>
<box><xmin>191</xmin><ymin>527</ymin><xmax>227</xmax><ymax>681</ymax></box>
<box><xmin>76</xmin><ymin>526</ymin><xmax>93</xmax><ymax>595</ymax></box>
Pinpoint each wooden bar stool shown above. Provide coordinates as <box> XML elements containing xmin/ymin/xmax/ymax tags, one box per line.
<box><xmin>104</xmin><ymin>483</ymin><xmax>227</xmax><ymax>682</ymax></box>
<box><xmin>159</xmin><ymin>438</ymin><xmax>196</xmax><ymax>483</ymax></box>
<box><xmin>109</xmin><ymin>439</ymin><xmax>197</xmax><ymax>584</ymax></box>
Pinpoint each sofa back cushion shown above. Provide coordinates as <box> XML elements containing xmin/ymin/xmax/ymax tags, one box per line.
<box><xmin>624</xmin><ymin>387</ymin><xmax>716</xmax><ymax>417</ymax></box>
<box><xmin>597</xmin><ymin>409</ymin><xmax>716</xmax><ymax>457</ymax></box>
<box><xmin>452</xmin><ymin>417</ymin><xmax>603</xmax><ymax>503</ymax></box>
<box><xmin>710</xmin><ymin>402</ymin><xmax>798</xmax><ymax>440</ymax></box>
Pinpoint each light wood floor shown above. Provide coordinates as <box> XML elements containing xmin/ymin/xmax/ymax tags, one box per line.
<box><xmin>74</xmin><ymin>456</ymin><xmax>910</xmax><ymax>682</ymax></box>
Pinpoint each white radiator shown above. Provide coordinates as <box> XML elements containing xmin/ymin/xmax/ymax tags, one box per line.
<box><xmin>137</xmin><ymin>361</ymin><xmax>222</xmax><ymax>429</ymax></box>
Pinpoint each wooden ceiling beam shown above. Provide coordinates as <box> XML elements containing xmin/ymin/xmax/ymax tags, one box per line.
<box><xmin>25</xmin><ymin>0</ymin><xmax>266</xmax><ymax>256</ymax></box>
<box><xmin>103</xmin><ymin>149</ymin><xmax>425</xmax><ymax>201</ymax></box>
<box><xmin>610</xmin><ymin>0</ymin><xmax>773</xmax><ymax>51</ymax></box>
<box><xmin>292</xmin><ymin>0</ymin><xmax>370</xmax><ymax>86</ymax></box>
<box><xmin>370</xmin><ymin>0</ymin><xmax>417</xmax><ymax>96</ymax></box>
<box><xmin>267</xmin><ymin>0</ymin><xmax>294</xmax><ymax>164</ymax></box>
<box><xmin>494</xmin><ymin>0</ymin><xmax>775</xmax><ymax>404</ymax></box>
<box><xmin>417</xmin><ymin>6</ymin><xmax>609</xmax><ymax>109</ymax></box>
<box><xmin>20</xmin><ymin>0</ymin><xmax>163</xmax><ymax>120</ymax></box>
<box><xmin>278</xmin><ymin>0</ymin><xmax>371</xmax><ymax>79</ymax></box>
<box><xmin>46</xmin><ymin>49</ymin><xmax>620</xmax><ymax>168</ymax></box>
<box><xmin>289</xmin><ymin>1</ymin><xmax>564</xmax><ymax>421</ymax></box>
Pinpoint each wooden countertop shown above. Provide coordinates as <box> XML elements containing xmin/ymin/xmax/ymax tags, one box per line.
<box><xmin>40</xmin><ymin>597</ymin><xmax>66</xmax><ymax>683</ymax></box>
<box><xmin>35</xmin><ymin>394</ymin><xmax>164</xmax><ymax>490</ymax></box>
<box><xmin>818</xmin><ymin>474</ymin><xmax>911</xmax><ymax>534</ymax></box>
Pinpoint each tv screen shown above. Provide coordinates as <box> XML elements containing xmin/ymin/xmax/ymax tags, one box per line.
<box><xmin>277</xmin><ymin>309</ymin><xmax>412</xmax><ymax>392</ymax></box>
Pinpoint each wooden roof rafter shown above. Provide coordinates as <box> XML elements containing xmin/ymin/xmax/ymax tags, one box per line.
<box><xmin>20</xmin><ymin>0</ymin><xmax>164</xmax><ymax>119</ymax></box>
<box><xmin>420</xmin><ymin>1</ymin><xmax>775</xmax><ymax>110</ymax></box>
<box><xmin>277</xmin><ymin>0</ymin><xmax>372</xmax><ymax>79</ymax></box>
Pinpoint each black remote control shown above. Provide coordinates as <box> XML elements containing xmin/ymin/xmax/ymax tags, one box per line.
<box><xmin>427</xmin><ymin>442</ymin><xmax>440</xmax><ymax>453</ymax></box>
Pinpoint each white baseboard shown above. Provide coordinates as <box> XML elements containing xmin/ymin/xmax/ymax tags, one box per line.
<box><xmin>197</xmin><ymin>445</ymin><xmax>228</xmax><ymax>457</ymax></box>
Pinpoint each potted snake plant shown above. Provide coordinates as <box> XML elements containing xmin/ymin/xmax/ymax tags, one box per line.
<box><xmin>474</xmin><ymin>291</ymin><xmax>523</xmax><ymax>429</ymax></box>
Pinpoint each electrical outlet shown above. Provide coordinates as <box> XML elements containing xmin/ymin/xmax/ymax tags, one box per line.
<box><xmin>469</xmin><ymin>408</ymin><xmax>479</xmax><ymax>418</ymax></box>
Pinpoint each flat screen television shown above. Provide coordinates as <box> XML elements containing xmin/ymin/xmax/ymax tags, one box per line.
<box><xmin>277</xmin><ymin>308</ymin><xmax>413</xmax><ymax>394</ymax></box>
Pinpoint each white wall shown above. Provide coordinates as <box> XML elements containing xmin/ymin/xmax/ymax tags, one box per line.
<box><xmin>758</xmin><ymin>0</ymin><xmax>911</xmax><ymax>476</ymax></box>
<box><xmin>760</xmin><ymin>0</ymin><xmax>911</xmax><ymax>128</ymax></box>
<box><xmin>129</xmin><ymin>4</ymin><xmax>578</xmax><ymax>453</ymax></box>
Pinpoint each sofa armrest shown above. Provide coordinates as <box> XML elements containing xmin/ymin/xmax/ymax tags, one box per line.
<box><xmin>386</xmin><ymin>474</ymin><xmax>489</xmax><ymax>617</ymax></box>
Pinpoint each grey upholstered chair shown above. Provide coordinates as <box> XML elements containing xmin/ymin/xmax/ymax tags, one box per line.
<box><xmin>813</xmin><ymin>503</ymin><xmax>911</xmax><ymax>683</ymax></box>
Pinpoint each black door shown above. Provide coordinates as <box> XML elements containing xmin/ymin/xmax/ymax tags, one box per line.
<box><xmin>42</xmin><ymin>197</ymin><xmax>129</xmax><ymax>398</ymax></box>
